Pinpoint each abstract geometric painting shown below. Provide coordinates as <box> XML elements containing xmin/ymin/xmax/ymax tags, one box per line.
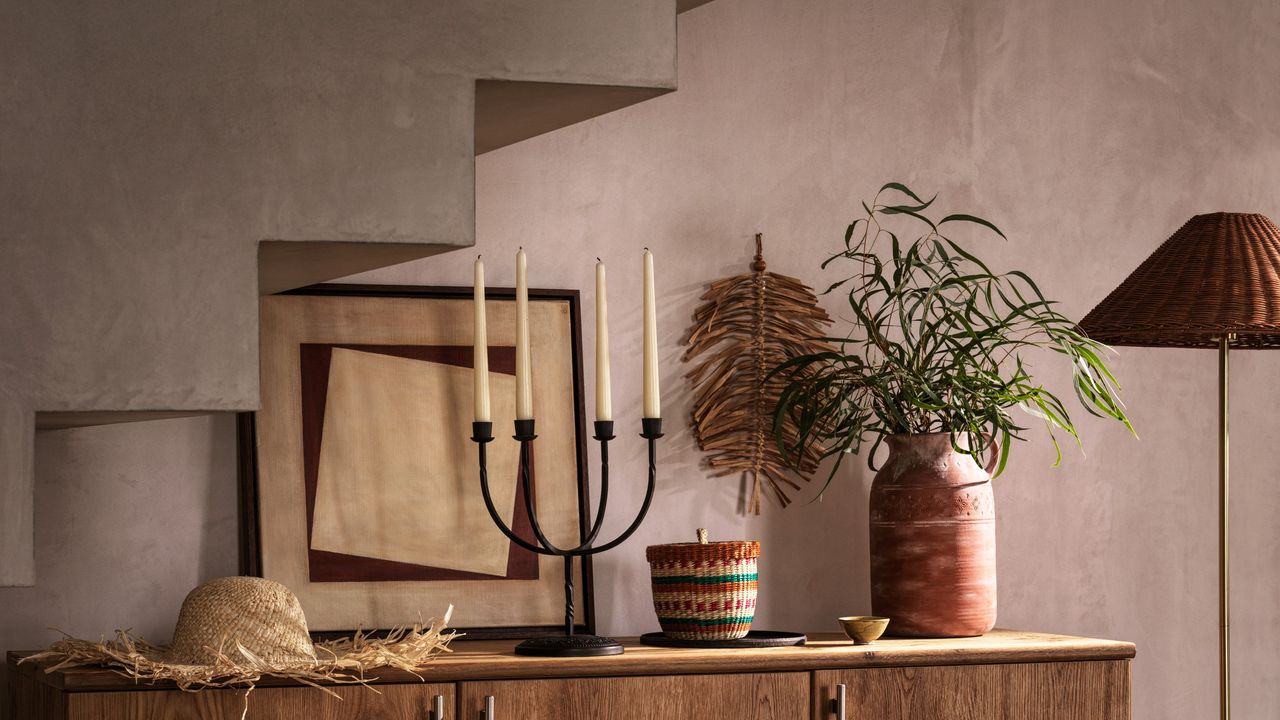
<box><xmin>247</xmin><ymin>286</ymin><xmax>591</xmax><ymax>635</ymax></box>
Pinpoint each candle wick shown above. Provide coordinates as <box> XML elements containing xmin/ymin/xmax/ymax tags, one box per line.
<box><xmin>596</xmin><ymin>257</ymin><xmax>602</xmax><ymax>263</ymax></box>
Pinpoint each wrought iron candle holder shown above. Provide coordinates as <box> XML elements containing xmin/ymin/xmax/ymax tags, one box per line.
<box><xmin>471</xmin><ymin>417</ymin><xmax>662</xmax><ymax>657</ymax></box>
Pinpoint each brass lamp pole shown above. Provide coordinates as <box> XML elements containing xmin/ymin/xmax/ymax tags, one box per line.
<box><xmin>1217</xmin><ymin>335</ymin><xmax>1230</xmax><ymax>720</ymax></box>
<box><xmin>1082</xmin><ymin>213</ymin><xmax>1280</xmax><ymax>720</ymax></box>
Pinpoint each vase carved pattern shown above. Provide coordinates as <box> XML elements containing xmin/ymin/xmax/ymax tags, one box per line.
<box><xmin>869</xmin><ymin>433</ymin><xmax>997</xmax><ymax>638</ymax></box>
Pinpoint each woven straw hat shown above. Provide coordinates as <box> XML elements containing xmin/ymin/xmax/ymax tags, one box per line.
<box><xmin>167</xmin><ymin>577</ymin><xmax>317</xmax><ymax>666</ymax></box>
<box><xmin>23</xmin><ymin>576</ymin><xmax>453</xmax><ymax>695</ymax></box>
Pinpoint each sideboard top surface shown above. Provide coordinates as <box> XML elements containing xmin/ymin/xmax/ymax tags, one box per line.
<box><xmin>8</xmin><ymin>629</ymin><xmax>1136</xmax><ymax>692</ymax></box>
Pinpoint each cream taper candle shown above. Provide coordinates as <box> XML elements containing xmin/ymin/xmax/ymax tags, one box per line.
<box><xmin>473</xmin><ymin>255</ymin><xmax>491</xmax><ymax>422</ymax></box>
<box><xmin>595</xmin><ymin>258</ymin><xmax>612</xmax><ymax>422</ymax></box>
<box><xmin>515</xmin><ymin>247</ymin><xmax>533</xmax><ymax>420</ymax></box>
<box><xmin>642</xmin><ymin>248</ymin><xmax>660</xmax><ymax>418</ymax></box>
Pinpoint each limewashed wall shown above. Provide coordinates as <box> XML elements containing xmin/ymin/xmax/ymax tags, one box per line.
<box><xmin>0</xmin><ymin>0</ymin><xmax>683</xmax><ymax>588</ymax></box>
<box><xmin>4</xmin><ymin>1</ymin><xmax>1280</xmax><ymax>718</ymax></box>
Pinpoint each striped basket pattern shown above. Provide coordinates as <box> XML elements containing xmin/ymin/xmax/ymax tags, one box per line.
<box><xmin>645</xmin><ymin>536</ymin><xmax>760</xmax><ymax>640</ymax></box>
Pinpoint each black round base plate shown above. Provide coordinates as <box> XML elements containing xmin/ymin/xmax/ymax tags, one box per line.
<box><xmin>639</xmin><ymin>630</ymin><xmax>807</xmax><ymax>649</ymax></box>
<box><xmin>515</xmin><ymin>635</ymin><xmax>625</xmax><ymax>657</ymax></box>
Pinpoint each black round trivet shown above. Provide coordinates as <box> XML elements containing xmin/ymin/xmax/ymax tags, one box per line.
<box><xmin>515</xmin><ymin>635</ymin><xmax>625</xmax><ymax>657</ymax></box>
<box><xmin>639</xmin><ymin>630</ymin><xmax>807</xmax><ymax>649</ymax></box>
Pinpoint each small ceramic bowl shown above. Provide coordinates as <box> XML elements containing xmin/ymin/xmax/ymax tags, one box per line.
<box><xmin>838</xmin><ymin>616</ymin><xmax>890</xmax><ymax>645</ymax></box>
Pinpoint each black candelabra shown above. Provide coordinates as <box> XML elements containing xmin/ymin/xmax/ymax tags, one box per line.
<box><xmin>471</xmin><ymin>417</ymin><xmax>662</xmax><ymax>656</ymax></box>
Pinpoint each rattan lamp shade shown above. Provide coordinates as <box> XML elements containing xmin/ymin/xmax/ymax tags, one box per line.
<box><xmin>1079</xmin><ymin>211</ymin><xmax>1280</xmax><ymax>720</ymax></box>
<box><xmin>1080</xmin><ymin>213</ymin><xmax>1280</xmax><ymax>348</ymax></box>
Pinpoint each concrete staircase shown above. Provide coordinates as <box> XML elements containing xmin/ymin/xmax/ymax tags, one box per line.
<box><xmin>0</xmin><ymin>0</ymin><xmax>713</xmax><ymax>586</ymax></box>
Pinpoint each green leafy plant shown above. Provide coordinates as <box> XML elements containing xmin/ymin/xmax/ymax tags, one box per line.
<box><xmin>772</xmin><ymin>183</ymin><xmax>1135</xmax><ymax>489</ymax></box>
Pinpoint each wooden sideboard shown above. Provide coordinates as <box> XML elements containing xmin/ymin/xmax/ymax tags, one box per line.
<box><xmin>7</xmin><ymin>629</ymin><xmax>1135</xmax><ymax>720</ymax></box>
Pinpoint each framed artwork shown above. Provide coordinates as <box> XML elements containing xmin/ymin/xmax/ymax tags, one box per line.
<box><xmin>238</xmin><ymin>284</ymin><xmax>593</xmax><ymax>638</ymax></box>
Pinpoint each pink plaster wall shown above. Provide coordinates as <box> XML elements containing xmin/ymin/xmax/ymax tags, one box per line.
<box><xmin>3</xmin><ymin>1</ymin><xmax>1279</xmax><ymax>718</ymax></box>
<box><xmin>359</xmin><ymin>1</ymin><xmax>1280</xmax><ymax>715</ymax></box>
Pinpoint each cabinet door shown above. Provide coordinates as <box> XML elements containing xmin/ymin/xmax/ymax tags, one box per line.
<box><xmin>814</xmin><ymin>661</ymin><xmax>1130</xmax><ymax>720</ymax></box>
<box><xmin>68</xmin><ymin>682</ymin><xmax>455</xmax><ymax>720</ymax></box>
<box><xmin>458</xmin><ymin>673</ymin><xmax>807</xmax><ymax>720</ymax></box>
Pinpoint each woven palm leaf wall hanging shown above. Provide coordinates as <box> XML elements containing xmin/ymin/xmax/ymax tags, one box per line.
<box><xmin>684</xmin><ymin>234</ymin><xmax>834</xmax><ymax>514</ymax></box>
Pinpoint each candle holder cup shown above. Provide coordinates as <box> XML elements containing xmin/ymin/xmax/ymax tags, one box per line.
<box><xmin>472</xmin><ymin>417</ymin><xmax>662</xmax><ymax>656</ymax></box>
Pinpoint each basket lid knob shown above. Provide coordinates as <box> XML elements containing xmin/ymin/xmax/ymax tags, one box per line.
<box><xmin>697</xmin><ymin>528</ymin><xmax>709</xmax><ymax>544</ymax></box>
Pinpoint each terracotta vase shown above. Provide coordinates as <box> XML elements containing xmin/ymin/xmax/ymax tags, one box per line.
<box><xmin>869</xmin><ymin>432</ymin><xmax>997</xmax><ymax>638</ymax></box>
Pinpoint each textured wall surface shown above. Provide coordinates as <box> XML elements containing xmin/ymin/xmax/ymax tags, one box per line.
<box><xmin>0</xmin><ymin>0</ymin><xmax>678</xmax><ymax>585</ymax></box>
<box><xmin>3</xmin><ymin>1</ymin><xmax>1279</xmax><ymax>718</ymax></box>
<box><xmin>0</xmin><ymin>0</ymin><xmax>676</xmax><ymax>410</ymax></box>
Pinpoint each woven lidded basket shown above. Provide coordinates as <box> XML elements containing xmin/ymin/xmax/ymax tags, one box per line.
<box><xmin>645</xmin><ymin>528</ymin><xmax>760</xmax><ymax>640</ymax></box>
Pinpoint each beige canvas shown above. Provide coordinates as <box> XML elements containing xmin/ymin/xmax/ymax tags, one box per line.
<box><xmin>310</xmin><ymin>350</ymin><xmax>520</xmax><ymax>575</ymax></box>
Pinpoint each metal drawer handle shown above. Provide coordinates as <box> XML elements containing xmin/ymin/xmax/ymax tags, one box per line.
<box><xmin>831</xmin><ymin>683</ymin><xmax>846</xmax><ymax>719</ymax></box>
<box><xmin>432</xmin><ymin>693</ymin><xmax>445</xmax><ymax>719</ymax></box>
<box><xmin>482</xmin><ymin>695</ymin><xmax>495</xmax><ymax>720</ymax></box>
